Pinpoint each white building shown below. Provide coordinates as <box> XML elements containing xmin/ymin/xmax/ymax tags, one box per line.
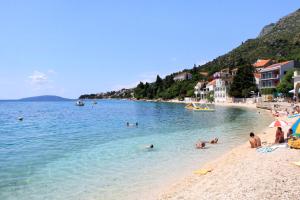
<box><xmin>194</xmin><ymin>81</ymin><xmax>206</xmax><ymax>100</ymax></box>
<box><xmin>194</xmin><ymin>80</ymin><xmax>215</xmax><ymax>101</ymax></box>
<box><xmin>173</xmin><ymin>72</ymin><xmax>192</xmax><ymax>81</ymax></box>
<box><xmin>214</xmin><ymin>78</ymin><xmax>228</xmax><ymax>102</ymax></box>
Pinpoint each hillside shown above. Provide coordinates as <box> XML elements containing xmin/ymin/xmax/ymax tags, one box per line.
<box><xmin>200</xmin><ymin>8</ymin><xmax>300</xmax><ymax>75</ymax></box>
<box><xmin>80</xmin><ymin>8</ymin><xmax>300</xmax><ymax>100</ymax></box>
<box><xmin>19</xmin><ymin>95</ymin><xmax>72</xmax><ymax>101</ymax></box>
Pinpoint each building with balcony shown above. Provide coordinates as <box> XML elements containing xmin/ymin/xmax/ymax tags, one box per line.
<box><xmin>194</xmin><ymin>80</ymin><xmax>216</xmax><ymax>101</ymax></box>
<box><xmin>260</xmin><ymin>61</ymin><xmax>295</xmax><ymax>89</ymax></box>
<box><xmin>214</xmin><ymin>79</ymin><xmax>228</xmax><ymax>102</ymax></box>
<box><xmin>194</xmin><ymin>81</ymin><xmax>207</xmax><ymax>100</ymax></box>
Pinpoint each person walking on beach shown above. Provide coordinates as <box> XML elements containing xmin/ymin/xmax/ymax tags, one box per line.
<box><xmin>249</xmin><ymin>132</ymin><xmax>261</xmax><ymax>148</ymax></box>
<box><xmin>275</xmin><ymin>127</ymin><xmax>284</xmax><ymax>143</ymax></box>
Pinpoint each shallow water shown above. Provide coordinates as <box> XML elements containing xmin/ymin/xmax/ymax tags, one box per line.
<box><xmin>0</xmin><ymin>100</ymin><xmax>272</xmax><ymax>200</ymax></box>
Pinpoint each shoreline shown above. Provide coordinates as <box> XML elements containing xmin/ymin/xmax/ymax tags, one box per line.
<box><xmin>158</xmin><ymin>107</ymin><xmax>300</xmax><ymax>200</ymax></box>
<box><xmin>130</xmin><ymin>98</ymin><xmax>259</xmax><ymax>109</ymax></box>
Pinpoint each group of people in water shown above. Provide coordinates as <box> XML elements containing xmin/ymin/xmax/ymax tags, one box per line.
<box><xmin>195</xmin><ymin>138</ymin><xmax>218</xmax><ymax>149</ymax></box>
<box><xmin>126</xmin><ymin>122</ymin><xmax>154</xmax><ymax>149</ymax></box>
<box><xmin>249</xmin><ymin>128</ymin><xmax>294</xmax><ymax>148</ymax></box>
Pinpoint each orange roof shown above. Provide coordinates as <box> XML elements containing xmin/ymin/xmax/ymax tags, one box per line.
<box><xmin>253</xmin><ymin>59</ymin><xmax>271</xmax><ymax>67</ymax></box>
<box><xmin>254</xmin><ymin>73</ymin><xmax>261</xmax><ymax>78</ymax></box>
<box><xmin>207</xmin><ymin>79</ymin><xmax>216</xmax><ymax>86</ymax></box>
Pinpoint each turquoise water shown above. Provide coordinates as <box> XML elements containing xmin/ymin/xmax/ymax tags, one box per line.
<box><xmin>0</xmin><ymin>100</ymin><xmax>272</xmax><ymax>200</ymax></box>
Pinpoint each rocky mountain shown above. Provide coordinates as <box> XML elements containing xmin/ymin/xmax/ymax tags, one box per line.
<box><xmin>258</xmin><ymin>23</ymin><xmax>275</xmax><ymax>37</ymax></box>
<box><xmin>199</xmin><ymin>8</ymin><xmax>300</xmax><ymax>75</ymax></box>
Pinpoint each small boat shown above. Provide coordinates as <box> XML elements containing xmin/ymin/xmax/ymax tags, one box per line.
<box><xmin>76</xmin><ymin>100</ymin><xmax>85</xmax><ymax>106</ymax></box>
<box><xmin>93</xmin><ymin>101</ymin><xmax>97</xmax><ymax>104</ymax></box>
<box><xmin>185</xmin><ymin>103</ymin><xmax>215</xmax><ymax>112</ymax></box>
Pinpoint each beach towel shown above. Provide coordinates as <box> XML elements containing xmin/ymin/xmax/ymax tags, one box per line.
<box><xmin>271</xmin><ymin>144</ymin><xmax>288</xmax><ymax>148</ymax></box>
<box><xmin>256</xmin><ymin>146</ymin><xmax>278</xmax><ymax>153</ymax></box>
<box><xmin>193</xmin><ymin>168</ymin><xmax>213</xmax><ymax>175</ymax></box>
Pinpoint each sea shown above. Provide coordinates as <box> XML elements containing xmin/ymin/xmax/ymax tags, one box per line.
<box><xmin>0</xmin><ymin>100</ymin><xmax>272</xmax><ymax>200</ymax></box>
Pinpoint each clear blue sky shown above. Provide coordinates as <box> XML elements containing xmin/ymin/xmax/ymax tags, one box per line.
<box><xmin>0</xmin><ymin>0</ymin><xmax>299</xmax><ymax>99</ymax></box>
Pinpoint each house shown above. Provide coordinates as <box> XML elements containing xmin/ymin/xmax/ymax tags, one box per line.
<box><xmin>194</xmin><ymin>80</ymin><xmax>216</xmax><ymax>101</ymax></box>
<box><xmin>260</xmin><ymin>61</ymin><xmax>295</xmax><ymax>89</ymax></box>
<box><xmin>206</xmin><ymin>79</ymin><xmax>216</xmax><ymax>92</ymax></box>
<box><xmin>213</xmin><ymin>68</ymin><xmax>237</xmax><ymax>85</ymax></box>
<box><xmin>194</xmin><ymin>81</ymin><xmax>208</xmax><ymax>100</ymax></box>
<box><xmin>214</xmin><ymin>79</ymin><xmax>228</xmax><ymax>102</ymax></box>
<box><xmin>173</xmin><ymin>72</ymin><xmax>192</xmax><ymax>81</ymax></box>
<box><xmin>253</xmin><ymin>59</ymin><xmax>273</xmax><ymax>72</ymax></box>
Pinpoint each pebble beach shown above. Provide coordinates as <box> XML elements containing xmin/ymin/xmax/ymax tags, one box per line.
<box><xmin>159</xmin><ymin>106</ymin><xmax>300</xmax><ymax>200</ymax></box>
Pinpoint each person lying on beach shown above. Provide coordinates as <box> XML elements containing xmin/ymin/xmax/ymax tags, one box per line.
<box><xmin>249</xmin><ymin>132</ymin><xmax>261</xmax><ymax>148</ymax></box>
<box><xmin>195</xmin><ymin>141</ymin><xmax>205</xmax><ymax>149</ymax></box>
<box><xmin>275</xmin><ymin>127</ymin><xmax>285</xmax><ymax>144</ymax></box>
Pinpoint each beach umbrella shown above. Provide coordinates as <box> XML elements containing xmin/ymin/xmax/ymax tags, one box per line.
<box><xmin>268</xmin><ymin>120</ymin><xmax>289</xmax><ymax>128</ymax></box>
<box><xmin>288</xmin><ymin>113</ymin><xmax>300</xmax><ymax>118</ymax></box>
<box><xmin>291</xmin><ymin>118</ymin><xmax>300</xmax><ymax>137</ymax></box>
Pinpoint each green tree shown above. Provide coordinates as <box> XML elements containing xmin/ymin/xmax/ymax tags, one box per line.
<box><xmin>206</xmin><ymin>91</ymin><xmax>214</xmax><ymax>103</ymax></box>
<box><xmin>276</xmin><ymin>70</ymin><xmax>294</xmax><ymax>96</ymax></box>
<box><xmin>229</xmin><ymin>65</ymin><xmax>257</xmax><ymax>98</ymax></box>
<box><xmin>134</xmin><ymin>82</ymin><xmax>145</xmax><ymax>99</ymax></box>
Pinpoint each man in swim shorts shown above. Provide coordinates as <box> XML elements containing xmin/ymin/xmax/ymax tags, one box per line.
<box><xmin>249</xmin><ymin>132</ymin><xmax>261</xmax><ymax>148</ymax></box>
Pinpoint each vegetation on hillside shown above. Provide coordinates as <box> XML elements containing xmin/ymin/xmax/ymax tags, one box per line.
<box><xmin>79</xmin><ymin>9</ymin><xmax>300</xmax><ymax>100</ymax></box>
<box><xmin>276</xmin><ymin>70</ymin><xmax>294</xmax><ymax>97</ymax></box>
<box><xmin>228</xmin><ymin>65</ymin><xmax>257</xmax><ymax>98</ymax></box>
<box><xmin>199</xmin><ymin>9</ymin><xmax>300</xmax><ymax>75</ymax></box>
<box><xmin>134</xmin><ymin>67</ymin><xmax>206</xmax><ymax>100</ymax></box>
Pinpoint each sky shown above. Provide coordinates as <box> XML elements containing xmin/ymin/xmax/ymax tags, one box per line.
<box><xmin>0</xmin><ymin>0</ymin><xmax>299</xmax><ymax>99</ymax></box>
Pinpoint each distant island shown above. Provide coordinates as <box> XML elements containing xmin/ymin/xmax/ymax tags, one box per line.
<box><xmin>18</xmin><ymin>95</ymin><xmax>72</xmax><ymax>102</ymax></box>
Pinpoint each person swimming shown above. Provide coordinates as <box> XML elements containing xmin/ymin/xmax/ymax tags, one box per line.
<box><xmin>195</xmin><ymin>141</ymin><xmax>206</xmax><ymax>149</ymax></box>
<box><xmin>196</xmin><ymin>137</ymin><xmax>218</xmax><ymax>149</ymax></box>
<box><xmin>145</xmin><ymin>144</ymin><xmax>154</xmax><ymax>150</ymax></box>
<box><xmin>210</xmin><ymin>138</ymin><xmax>218</xmax><ymax>144</ymax></box>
